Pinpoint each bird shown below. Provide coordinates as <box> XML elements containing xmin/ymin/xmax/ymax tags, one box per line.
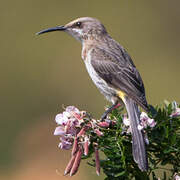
<box><xmin>37</xmin><ymin>17</ymin><xmax>149</xmax><ymax>171</ymax></box>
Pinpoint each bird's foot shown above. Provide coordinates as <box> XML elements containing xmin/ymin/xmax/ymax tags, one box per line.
<box><xmin>100</xmin><ymin>103</ymin><xmax>121</xmax><ymax>121</ymax></box>
<box><xmin>101</xmin><ymin>112</ymin><xmax>108</xmax><ymax>121</ymax></box>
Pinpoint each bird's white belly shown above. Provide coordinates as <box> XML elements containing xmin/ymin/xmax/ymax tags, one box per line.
<box><xmin>84</xmin><ymin>50</ymin><xmax>116</xmax><ymax>102</ymax></box>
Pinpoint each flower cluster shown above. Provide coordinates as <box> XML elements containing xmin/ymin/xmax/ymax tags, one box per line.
<box><xmin>138</xmin><ymin>112</ymin><xmax>156</xmax><ymax>130</ymax></box>
<box><xmin>122</xmin><ymin>111</ymin><xmax>156</xmax><ymax>132</ymax></box>
<box><xmin>54</xmin><ymin>106</ymin><xmax>112</xmax><ymax>176</ymax></box>
<box><xmin>54</xmin><ymin>106</ymin><xmax>157</xmax><ymax>176</ymax></box>
<box><xmin>54</xmin><ymin>106</ymin><xmax>84</xmax><ymax>150</ymax></box>
<box><xmin>122</xmin><ymin>112</ymin><xmax>156</xmax><ymax>144</ymax></box>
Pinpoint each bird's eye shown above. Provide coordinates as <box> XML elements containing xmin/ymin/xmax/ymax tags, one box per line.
<box><xmin>75</xmin><ymin>22</ymin><xmax>81</xmax><ymax>28</ymax></box>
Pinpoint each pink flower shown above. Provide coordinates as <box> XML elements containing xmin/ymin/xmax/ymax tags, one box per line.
<box><xmin>140</xmin><ymin>112</ymin><xmax>156</xmax><ymax>129</ymax></box>
<box><xmin>55</xmin><ymin>113</ymin><xmax>68</xmax><ymax>125</ymax></box>
<box><xmin>170</xmin><ymin>108</ymin><xmax>180</xmax><ymax>118</ymax></box>
<box><xmin>98</xmin><ymin>121</ymin><xmax>110</xmax><ymax>128</ymax></box>
<box><xmin>147</xmin><ymin>118</ymin><xmax>156</xmax><ymax>128</ymax></box>
<box><xmin>94</xmin><ymin>129</ymin><xmax>103</xmax><ymax>136</ymax></box>
<box><xmin>54</xmin><ymin>106</ymin><xmax>87</xmax><ymax>152</ymax></box>
<box><xmin>84</xmin><ymin>136</ymin><xmax>90</xmax><ymax>156</ymax></box>
<box><xmin>54</xmin><ymin>126</ymin><xmax>65</xmax><ymax>135</ymax></box>
<box><xmin>66</xmin><ymin>106</ymin><xmax>80</xmax><ymax>114</ymax></box>
<box><xmin>59</xmin><ymin>137</ymin><xmax>72</xmax><ymax>150</ymax></box>
<box><xmin>54</xmin><ymin>105</ymin><xmax>118</xmax><ymax>176</ymax></box>
<box><xmin>174</xmin><ymin>173</ymin><xmax>180</xmax><ymax>180</ymax></box>
<box><xmin>122</xmin><ymin>112</ymin><xmax>156</xmax><ymax>132</ymax></box>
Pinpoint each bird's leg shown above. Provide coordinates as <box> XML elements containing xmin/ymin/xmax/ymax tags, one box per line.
<box><xmin>101</xmin><ymin>102</ymin><xmax>120</xmax><ymax>120</ymax></box>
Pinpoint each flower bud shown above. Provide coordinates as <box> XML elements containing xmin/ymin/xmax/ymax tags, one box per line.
<box><xmin>71</xmin><ymin>137</ymin><xmax>78</xmax><ymax>156</ymax></box>
<box><xmin>72</xmin><ymin>112</ymin><xmax>81</xmax><ymax>120</ymax></box>
<box><xmin>64</xmin><ymin>153</ymin><xmax>76</xmax><ymax>175</ymax></box>
<box><xmin>94</xmin><ymin>129</ymin><xmax>103</xmax><ymax>136</ymax></box>
<box><xmin>70</xmin><ymin>146</ymin><xmax>83</xmax><ymax>176</ymax></box>
<box><xmin>77</xmin><ymin>127</ymin><xmax>86</xmax><ymax>137</ymax></box>
<box><xmin>94</xmin><ymin>144</ymin><xmax>100</xmax><ymax>176</ymax></box>
<box><xmin>98</xmin><ymin>121</ymin><xmax>110</xmax><ymax>128</ymax></box>
<box><xmin>84</xmin><ymin>136</ymin><xmax>89</xmax><ymax>156</ymax></box>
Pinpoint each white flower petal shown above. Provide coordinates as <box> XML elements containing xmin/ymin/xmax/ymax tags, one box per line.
<box><xmin>138</xmin><ymin>125</ymin><xmax>144</xmax><ymax>130</ymax></box>
<box><xmin>66</xmin><ymin>106</ymin><xmax>80</xmax><ymax>114</ymax></box>
<box><xmin>59</xmin><ymin>139</ymin><xmax>72</xmax><ymax>150</ymax></box>
<box><xmin>140</xmin><ymin>112</ymin><xmax>148</xmax><ymax>119</ymax></box>
<box><xmin>55</xmin><ymin>114</ymin><xmax>64</xmax><ymax>124</ymax></box>
<box><xmin>54</xmin><ymin>126</ymin><xmax>65</xmax><ymax>135</ymax></box>
<box><xmin>63</xmin><ymin>111</ymin><xmax>71</xmax><ymax>118</ymax></box>
<box><xmin>123</xmin><ymin>115</ymin><xmax>130</xmax><ymax>126</ymax></box>
<box><xmin>55</xmin><ymin>113</ymin><xmax>68</xmax><ymax>125</ymax></box>
<box><xmin>147</xmin><ymin>118</ymin><xmax>153</xmax><ymax>124</ymax></box>
<box><xmin>123</xmin><ymin>118</ymin><xmax>130</xmax><ymax>126</ymax></box>
<box><xmin>149</xmin><ymin>121</ymin><xmax>156</xmax><ymax>128</ymax></box>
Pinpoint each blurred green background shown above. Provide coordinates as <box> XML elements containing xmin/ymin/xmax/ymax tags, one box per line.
<box><xmin>0</xmin><ymin>0</ymin><xmax>180</xmax><ymax>179</ymax></box>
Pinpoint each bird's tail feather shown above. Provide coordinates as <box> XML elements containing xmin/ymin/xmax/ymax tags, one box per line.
<box><xmin>124</xmin><ymin>97</ymin><xmax>148</xmax><ymax>171</ymax></box>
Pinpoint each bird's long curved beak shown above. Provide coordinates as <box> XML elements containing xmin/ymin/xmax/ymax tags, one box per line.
<box><xmin>36</xmin><ymin>26</ymin><xmax>66</xmax><ymax>35</ymax></box>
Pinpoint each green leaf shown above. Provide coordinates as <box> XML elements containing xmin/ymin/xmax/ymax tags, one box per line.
<box><xmin>114</xmin><ymin>171</ymin><xmax>126</xmax><ymax>177</ymax></box>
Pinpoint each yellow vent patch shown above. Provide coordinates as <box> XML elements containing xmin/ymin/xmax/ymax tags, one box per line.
<box><xmin>117</xmin><ymin>91</ymin><xmax>126</xmax><ymax>102</ymax></box>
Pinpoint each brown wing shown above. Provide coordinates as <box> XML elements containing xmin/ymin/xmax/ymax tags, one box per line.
<box><xmin>90</xmin><ymin>47</ymin><xmax>148</xmax><ymax>111</ymax></box>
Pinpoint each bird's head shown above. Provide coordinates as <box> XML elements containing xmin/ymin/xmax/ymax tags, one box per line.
<box><xmin>37</xmin><ymin>17</ymin><xmax>107</xmax><ymax>43</ymax></box>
